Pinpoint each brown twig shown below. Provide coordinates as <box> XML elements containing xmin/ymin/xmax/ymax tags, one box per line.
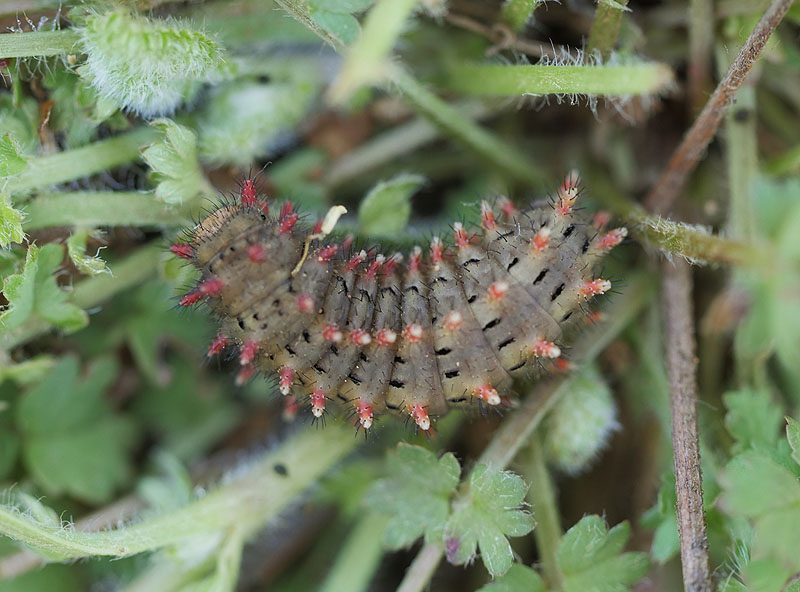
<box><xmin>444</xmin><ymin>12</ymin><xmax>570</xmax><ymax>60</ymax></box>
<box><xmin>644</xmin><ymin>0</ymin><xmax>795</xmax><ymax>215</ymax></box>
<box><xmin>661</xmin><ymin>260</ymin><xmax>712</xmax><ymax>592</ymax></box>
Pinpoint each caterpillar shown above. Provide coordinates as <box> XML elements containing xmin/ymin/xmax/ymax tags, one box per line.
<box><xmin>171</xmin><ymin>173</ymin><xmax>626</xmax><ymax>433</ymax></box>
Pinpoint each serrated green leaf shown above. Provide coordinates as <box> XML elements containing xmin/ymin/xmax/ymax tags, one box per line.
<box><xmin>17</xmin><ymin>356</ymin><xmax>137</xmax><ymax>503</ymax></box>
<box><xmin>366</xmin><ymin>443</ymin><xmax>460</xmax><ymax>550</ymax></box>
<box><xmin>309</xmin><ymin>9</ymin><xmax>361</xmax><ymax>45</ymax></box>
<box><xmin>67</xmin><ymin>230</ymin><xmax>110</xmax><ymax>276</ymax></box>
<box><xmin>0</xmin><ymin>244</ymin><xmax>88</xmax><ymax>333</ymax></box>
<box><xmin>724</xmin><ymin>390</ymin><xmax>783</xmax><ymax>453</ymax></box>
<box><xmin>0</xmin><ymin>192</ymin><xmax>25</xmax><ymax>247</ymax></box>
<box><xmin>358</xmin><ymin>174</ymin><xmax>424</xmax><ymax>238</ymax></box>
<box><xmin>557</xmin><ymin>516</ymin><xmax>648</xmax><ymax>592</ymax></box>
<box><xmin>787</xmin><ymin>417</ymin><xmax>800</xmax><ymax>467</ymax></box>
<box><xmin>0</xmin><ymin>133</ymin><xmax>27</xmax><ymax>177</ymax></box>
<box><xmin>721</xmin><ymin>451</ymin><xmax>800</xmax><ymax>570</ymax></box>
<box><xmin>444</xmin><ymin>464</ymin><xmax>534</xmax><ymax>578</ymax></box>
<box><xmin>142</xmin><ymin>119</ymin><xmax>207</xmax><ymax>204</ymax></box>
<box><xmin>476</xmin><ymin>563</ymin><xmax>546</xmax><ymax>592</ymax></box>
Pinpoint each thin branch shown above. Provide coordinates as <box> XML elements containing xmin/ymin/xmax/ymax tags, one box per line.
<box><xmin>644</xmin><ymin>0</ymin><xmax>795</xmax><ymax>215</ymax></box>
<box><xmin>662</xmin><ymin>260</ymin><xmax>711</xmax><ymax>592</ymax></box>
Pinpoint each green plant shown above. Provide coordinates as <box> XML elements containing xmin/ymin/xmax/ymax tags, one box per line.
<box><xmin>1</xmin><ymin>0</ymin><xmax>799</xmax><ymax>590</ymax></box>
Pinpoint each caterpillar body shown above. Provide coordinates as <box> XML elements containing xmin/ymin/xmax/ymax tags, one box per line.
<box><xmin>172</xmin><ymin>174</ymin><xmax>626</xmax><ymax>432</ymax></box>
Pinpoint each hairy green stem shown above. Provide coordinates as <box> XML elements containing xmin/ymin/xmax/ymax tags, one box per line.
<box><xmin>586</xmin><ymin>0</ymin><xmax>630</xmax><ymax>60</ymax></box>
<box><xmin>23</xmin><ymin>192</ymin><xmax>189</xmax><ymax>230</ymax></box>
<box><xmin>0</xmin><ymin>425</ymin><xmax>357</xmax><ymax>561</ymax></box>
<box><xmin>397</xmin><ymin>272</ymin><xmax>654</xmax><ymax>592</ymax></box>
<box><xmin>0</xmin><ymin>244</ymin><xmax>162</xmax><ymax>351</ymax></box>
<box><xmin>327</xmin><ymin>0</ymin><xmax>420</xmax><ymax>103</ymax></box>
<box><xmin>0</xmin><ymin>29</ymin><xmax>81</xmax><ymax>58</ymax></box>
<box><xmin>319</xmin><ymin>514</ymin><xmax>389</xmax><ymax>592</ymax></box>
<box><xmin>526</xmin><ymin>436</ymin><xmax>564</xmax><ymax>590</ymax></box>
<box><xmin>589</xmin><ymin>180</ymin><xmax>770</xmax><ymax>267</ymax></box>
<box><xmin>390</xmin><ymin>68</ymin><xmax>546</xmax><ymax>188</ymax></box>
<box><xmin>719</xmin><ymin>45</ymin><xmax>758</xmax><ymax>242</ymax></box>
<box><xmin>501</xmin><ymin>0</ymin><xmax>541</xmax><ymax>31</ymax></box>
<box><xmin>447</xmin><ymin>62</ymin><xmax>674</xmax><ymax>98</ymax></box>
<box><xmin>7</xmin><ymin>128</ymin><xmax>159</xmax><ymax>196</ymax></box>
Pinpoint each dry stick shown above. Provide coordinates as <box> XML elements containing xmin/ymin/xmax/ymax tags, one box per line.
<box><xmin>661</xmin><ymin>260</ymin><xmax>710</xmax><ymax>592</ymax></box>
<box><xmin>644</xmin><ymin>0</ymin><xmax>796</xmax><ymax>215</ymax></box>
<box><xmin>644</xmin><ymin>3</ymin><xmax>794</xmax><ymax>591</ymax></box>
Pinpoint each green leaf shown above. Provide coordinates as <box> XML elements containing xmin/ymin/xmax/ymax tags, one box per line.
<box><xmin>444</xmin><ymin>464</ymin><xmax>534</xmax><ymax>578</ymax></box>
<box><xmin>0</xmin><ymin>192</ymin><xmax>25</xmax><ymax>247</ymax></box>
<box><xmin>306</xmin><ymin>0</ymin><xmax>375</xmax><ymax>47</ymax></box>
<box><xmin>309</xmin><ymin>8</ymin><xmax>360</xmax><ymax>45</ymax></box>
<box><xmin>724</xmin><ymin>390</ymin><xmax>783</xmax><ymax>453</ymax></box>
<box><xmin>597</xmin><ymin>0</ymin><xmax>632</xmax><ymax>11</ymax></box>
<box><xmin>358</xmin><ymin>174</ymin><xmax>424</xmax><ymax>238</ymax></box>
<box><xmin>557</xmin><ymin>516</ymin><xmax>648</xmax><ymax>592</ymax></box>
<box><xmin>787</xmin><ymin>417</ymin><xmax>800</xmax><ymax>466</ymax></box>
<box><xmin>0</xmin><ymin>243</ymin><xmax>88</xmax><ymax>333</ymax></box>
<box><xmin>721</xmin><ymin>451</ymin><xmax>800</xmax><ymax>570</ymax></box>
<box><xmin>142</xmin><ymin>119</ymin><xmax>207</xmax><ymax>204</ymax></box>
<box><xmin>475</xmin><ymin>563</ymin><xmax>546</xmax><ymax>592</ymax></box>
<box><xmin>366</xmin><ymin>443</ymin><xmax>460</xmax><ymax>549</ymax></box>
<box><xmin>0</xmin><ymin>430</ymin><xmax>19</xmax><ymax>480</ymax></box>
<box><xmin>17</xmin><ymin>356</ymin><xmax>137</xmax><ymax>503</ymax></box>
<box><xmin>0</xmin><ymin>133</ymin><xmax>28</xmax><ymax>177</ymax></box>
<box><xmin>0</xmin><ymin>355</ymin><xmax>56</xmax><ymax>386</ymax></box>
<box><xmin>67</xmin><ymin>230</ymin><xmax>110</xmax><ymax>276</ymax></box>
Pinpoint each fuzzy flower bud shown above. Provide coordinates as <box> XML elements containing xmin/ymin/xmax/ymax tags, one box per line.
<box><xmin>79</xmin><ymin>10</ymin><xmax>225</xmax><ymax>116</ymax></box>
<box><xmin>541</xmin><ymin>365</ymin><xmax>619</xmax><ymax>474</ymax></box>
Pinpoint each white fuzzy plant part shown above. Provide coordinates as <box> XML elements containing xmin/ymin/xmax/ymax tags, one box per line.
<box><xmin>78</xmin><ymin>9</ymin><xmax>225</xmax><ymax>117</ymax></box>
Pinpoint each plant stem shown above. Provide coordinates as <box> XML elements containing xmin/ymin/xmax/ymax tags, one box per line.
<box><xmin>7</xmin><ymin>128</ymin><xmax>159</xmax><ymax>196</ymax></box>
<box><xmin>688</xmin><ymin>0</ymin><xmax>714</xmax><ymax>113</ymax></box>
<box><xmin>396</xmin><ymin>272</ymin><xmax>654</xmax><ymax>592</ymax></box>
<box><xmin>447</xmin><ymin>62</ymin><xmax>673</xmax><ymax>98</ymax></box>
<box><xmin>0</xmin><ymin>244</ymin><xmax>162</xmax><ymax>351</ymax></box>
<box><xmin>587</xmin><ymin>0</ymin><xmax>630</xmax><ymax>60</ymax></box>
<box><xmin>324</xmin><ymin>102</ymin><xmax>491</xmax><ymax>190</ymax></box>
<box><xmin>661</xmin><ymin>260</ymin><xmax>712</xmax><ymax>592</ymax></box>
<box><xmin>23</xmin><ymin>192</ymin><xmax>189</xmax><ymax>230</ymax></box>
<box><xmin>501</xmin><ymin>0</ymin><xmax>541</xmax><ymax>32</ymax></box>
<box><xmin>644</xmin><ymin>0</ymin><xmax>795</xmax><ymax>215</ymax></box>
<box><xmin>390</xmin><ymin>68</ymin><xmax>546</xmax><ymax>188</ymax></box>
<box><xmin>588</xmin><ymin>181</ymin><xmax>770</xmax><ymax>267</ymax></box>
<box><xmin>327</xmin><ymin>0</ymin><xmax>420</xmax><ymax>104</ymax></box>
<box><xmin>719</xmin><ymin>45</ymin><xmax>758</xmax><ymax>242</ymax></box>
<box><xmin>526</xmin><ymin>436</ymin><xmax>563</xmax><ymax>590</ymax></box>
<box><xmin>0</xmin><ymin>29</ymin><xmax>81</xmax><ymax>58</ymax></box>
<box><xmin>0</xmin><ymin>424</ymin><xmax>358</xmax><ymax>561</ymax></box>
<box><xmin>319</xmin><ymin>514</ymin><xmax>389</xmax><ymax>592</ymax></box>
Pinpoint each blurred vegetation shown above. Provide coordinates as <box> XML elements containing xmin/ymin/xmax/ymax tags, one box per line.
<box><xmin>0</xmin><ymin>0</ymin><xmax>799</xmax><ymax>590</ymax></box>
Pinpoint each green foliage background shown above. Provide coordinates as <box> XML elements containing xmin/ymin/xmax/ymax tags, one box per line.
<box><xmin>1</xmin><ymin>0</ymin><xmax>800</xmax><ymax>590</ymax></box>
